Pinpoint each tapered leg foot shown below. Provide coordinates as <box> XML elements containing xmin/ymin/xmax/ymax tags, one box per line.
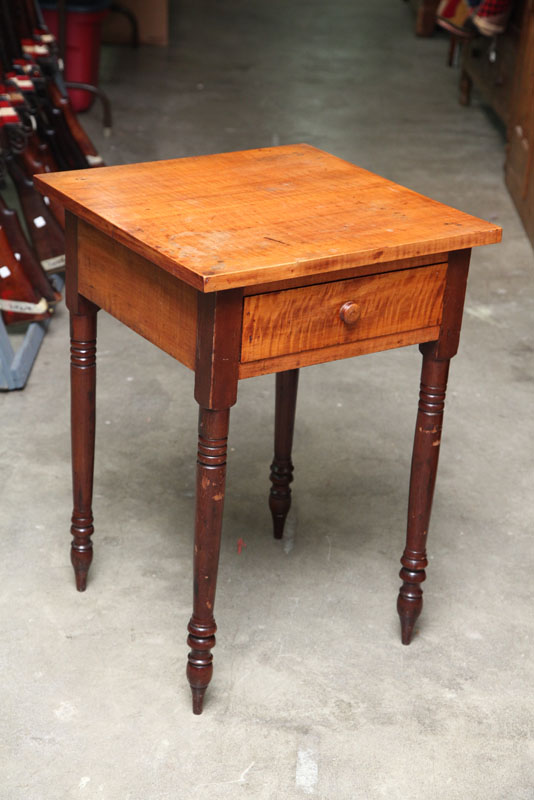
<box><xmin>186</xmin><ymin>407</ymin><xmax>229</xmax><ymax>713</ymax></box>
<box><xmin>269</xmin><ymin>369</ymin><xmax>299</xmax><ymax>539</ymax></box>
<box><xmin>70</xmin><ymin>302</ymin><xmax>98</xmax><ymax>591</ymax></box>
<box><xmin>270</xmin><ymin>507</ymin><xmax>288</xmax><ymax>540</ymax></box>
<box><xmin>71</xmin><ymin>535</ymin><xmax>93</xmax><ymax>592</ymax></box>
<box><xmin>269</xmin><ymin>453</ymin><xmax>294</xmax><ymax>539</ymax></box>
<box><xmin>190</xmin><ymin>686</ymin><xmax>207</xmax><ymax>715</ymax></box>
<box><xmin>397</xmin><ymin>569</ymin><xmax>425</xmax><ymax>644</ymax></box>
<box><xmin>187</xmin><ymin>618</ymin><xmax>216</xmax><ymax>714</ymax></box>
<box><xmin>397</xmin><ymin>346</ymin><xmax>450</xmax><ymax>644</ymax></box>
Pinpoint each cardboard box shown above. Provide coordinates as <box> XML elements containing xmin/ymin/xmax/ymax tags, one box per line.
<box><xmin>102</xmin><ymin>0</ymin><xmax>168</xmax><ymax>47</ymax></box>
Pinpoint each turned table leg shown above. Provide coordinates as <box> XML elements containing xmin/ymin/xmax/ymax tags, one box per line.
<box><xmin>69</xmin><ymin>298</ymin><xmax>98</xmax><ymax>591</ymax></box>
<box><xmin>397</xmin><ymin>344</ymin><xmax>450</xmax><ymax>645</ymax></box>
<box><xmin>269</xmin><ymin>369</ymin><xmax>299</xmax><ymax>539</ymax></box>
<box><xmin>187</xmin><ymin>406</ymin><xmax>230</xmax><ymax>714</ymax></box>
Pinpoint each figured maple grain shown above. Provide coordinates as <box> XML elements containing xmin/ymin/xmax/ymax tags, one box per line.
<box><xmin>240</xmin><ymin>252</ymin><xmax>448</xmax><ymax>295</ymax></box>
<box><xmin>241</xmin><ymin>263</ymin><xmax>447</xmax><ymax>363</ymax></box>
<box><xmin>238</xmin><ymin>328</ymin><xmax>442</xmax><ymax>378</ymax></box>
<box><xmin>77</xmin><ymin>220</ymin><xmax>197</xmax><ymax>368</ymax></box>
<box><xmin>34</xmin><ymin>145</ymin><xmax>501</xmax><ymax>293</ymax></box>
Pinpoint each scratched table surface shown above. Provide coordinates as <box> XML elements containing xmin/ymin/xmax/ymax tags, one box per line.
<box><xmin>35</xmin><ymin>144</ymin><xmax>501</xmax><ymax>292</ymax></box>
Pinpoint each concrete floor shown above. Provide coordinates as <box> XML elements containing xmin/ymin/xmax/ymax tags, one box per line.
<box><xmin>2</xmin><ymin>0</ymin><xmax>534</xmax><ymax>797</ymax></box>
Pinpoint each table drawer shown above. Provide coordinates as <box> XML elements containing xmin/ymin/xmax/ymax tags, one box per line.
<box><xmin>241</xmin><ymin>263</ymin><xmax>447</xmax><ymax>363</ymax></box>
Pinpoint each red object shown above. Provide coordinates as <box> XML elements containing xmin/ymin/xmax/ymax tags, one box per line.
<box><xmin>477</xmin><ymin>0</ymin><xmax>513</xmax><ymax>15</ymax></box>
<box><xmin>42</xmin><ymin>8</ymin><xmax>108</xmax><ymax>111</ymax></box>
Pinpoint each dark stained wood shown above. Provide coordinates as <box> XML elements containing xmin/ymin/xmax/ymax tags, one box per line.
<box><xmin>505</xmin><ymin>0</ymin><xmax>534</xmax><ymax>247</ymax></box>
<box><xmin>34</xmin><ymin>145</ymin><xmax>501</xmax><ymax>293</ymax></box>
<box><xmin>66</xmin><ymin>213</ymin><xmax>99</xmax><ymax>589</ymax></box>
<box><xmin>65</xmin><ymin>212</ymin><xmax>80</xmax><ymax>313</ymax></box>
<box><xmin>187</xmin><ymin>407</ymin><xmax>230</xmax><ymax>714</ymax></box>
<box><xmin>194</xmin><ymin>290</ymin><xmax>243</xmax><ymax>409</ymax></box>
<box><xmin>32</xmin><ymin>133</ymin><xmax>61</xmax><ymax>174</ymax></box>
<box><xmin>431</xmin><ymin>248</ymin><xmax>471</xmax><ymax>360</ymax></box>
<box><xmin>187</xmin><ymin>285</ymin><xmax>243</xmax><ymax>712</ymax></box>
<box><xmin>397</xmin><ymin>248</ymin><xmax>471</xmax><ymax>642</ymax></box>
<box><xmin>459</xmin><ymin>69</ymin><xmax>472</xmax><ymax>107</ymax></box>
<box><xmin>48</xmin><ymin>83</ymin><xmax>104</xmax><ymax>166</ymax></box>
<box><xmin>0</xmin><ymin>196</ymin><xmax>60</xmax><ymax>305</ymax></box>
<box><xmin>410</xmin><ymin>0</ymin><xmax>439</xmax><ymax>36</ymax></box>
<box><xmin>0</xmin><ymin>226</ymin><xmax>52</xmax><ymax>326</ymax></box>
<box><xmin>269</xmin><ymin>370</ymin><xmax>299</xmax><ymax>539</ymax></box>
<box><xmin>69</xmin><ymin>297</ymin><xmax>99</xmax><ymax>591</ymax></box>
<box><xmin>19</xmin><ymin>149</ymin><xmax>66</xmax><ymax>229</ymax></box>
<box><xmin>397</xmin><ymin>347</ymin><xmax>450</xmax><ymax>644</ymax></box>
<box><xmin>5</xmin><ymin>152</ymin><xmax>65</xmax><ymax>267</ymax></box>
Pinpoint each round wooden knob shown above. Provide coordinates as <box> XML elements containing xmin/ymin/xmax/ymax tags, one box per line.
<box><xmin>339</xmin><ymin>301</ymin><xmax>361</xmax><ymax>326</ymax></box>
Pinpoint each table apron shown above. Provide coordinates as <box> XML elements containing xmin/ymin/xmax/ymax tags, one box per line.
<box><xmin>73</xmin><ymin>221</ymin><xmax>463</xmax><ymax>382</ymax></box>
<box><xmin>77</xmin><ymin>219</ymin><xmax>198</xmax><ymax>369</ymax></box>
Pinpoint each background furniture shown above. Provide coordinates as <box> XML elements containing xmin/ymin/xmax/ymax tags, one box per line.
<box><xmin>459</xmin><ymin>0</ymin><xmax>525</xmax><ymax>122</ymax></box>
<box><xmin>408</xmin><ymin>0</ymin><xmax>440</xmax><ymax>36</ymax></box>
<box><xmin>0</xmin><ymin>274</ymin><xmax>63</xmax><ymax>390</ymax></box>
<box><xmin>102</xmin><ymin>0</ymin><xmax>167</xmax><ymax>45</ymax></box>
<box><xmin>459</xmin><ymin>0</ymin><xmax>534</xmax><ymax>248</ymax></box>
<box><xmin>505</xmin><ymin>0</ymin><xmax>534</xmax><ymax>244</ymax></box>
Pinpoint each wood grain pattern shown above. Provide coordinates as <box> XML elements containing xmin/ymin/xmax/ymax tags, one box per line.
<box><xmin>241</xmin><ymin>252</ymin><xmax>448</xmax><ymax>295</ymax></box>
<box><xmin>241</xmin><ymin>264</ymin><xmax>447</xmax><ymax>363</ymax></box>
<box><xmin>238</xmin><ymin>327</ymin><xmax>441</xmax><ymax>379</ymax></box>
<box><xmin>77</xmin><ymin>220</ymin><xmax>198</xmax><ymax>369</ymax></box>
<box><xmin>34</xmin><ymin>145</ymin><xmax>501</xmax><ymax>293</ymax></box>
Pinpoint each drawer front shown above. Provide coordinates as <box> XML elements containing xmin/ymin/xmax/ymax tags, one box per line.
<box><xmin>241</xmin><ymin>264</ymin><xmax>447</xmax><ymax>363</ymax></box>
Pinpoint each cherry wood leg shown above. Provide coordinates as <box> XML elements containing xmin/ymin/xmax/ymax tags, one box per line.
<box><xmin>397</xmin><ymin>345</ymin><xmax>450</xmax><ymax>644</ymax></box>
<box><xmin>70</xmin><ymin>300</ymin><xmax>98</xmax><ymax>591</ymax></box>
<box><xmin>187</xmin><ymin>407</ymin><xmax>230</xmax><ymax>714</ymax></box>
<box><xmin>269</xmin><ymin>369</ymin><xmax>299</xmax><ymax>539</ymax></box>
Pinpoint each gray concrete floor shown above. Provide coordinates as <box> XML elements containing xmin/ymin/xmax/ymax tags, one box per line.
<box><xmin>2</xmin><ymin>0</ymin><xmax>534</xmax><ymax>797</ymax></box>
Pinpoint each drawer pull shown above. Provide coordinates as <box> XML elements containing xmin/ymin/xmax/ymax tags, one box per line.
<box><xmin>339</xmin><ymin>301</ymin><xmax>361</xmax><ymax>326</ymax></box>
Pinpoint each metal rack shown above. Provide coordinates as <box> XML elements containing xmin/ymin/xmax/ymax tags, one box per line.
<box><xmin>0</xmin><ymin>275</ymin><xmax>63</xmax><ymax>390</ymax></box>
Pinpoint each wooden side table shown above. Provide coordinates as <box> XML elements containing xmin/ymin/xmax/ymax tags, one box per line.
<box><xmin>36</xmin><ymin>145</ymin><xmax>501</xmax><ymax>714</ymax></box>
